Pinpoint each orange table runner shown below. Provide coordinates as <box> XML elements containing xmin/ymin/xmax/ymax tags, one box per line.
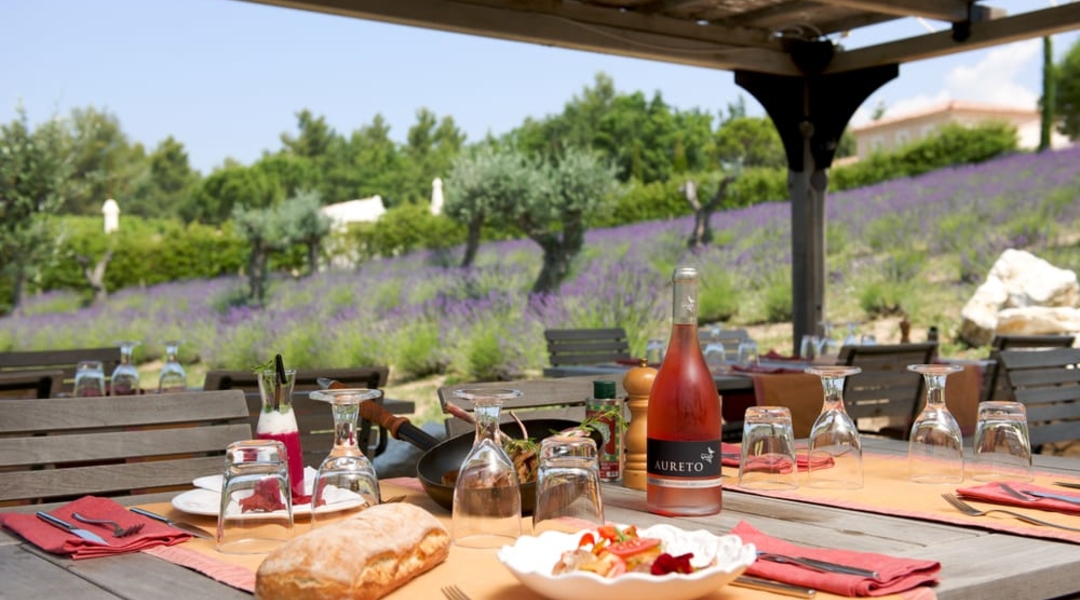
<box><xmin>137</xmin><ymin>479</ymin><xmax>929</xmax><ymax>600</ymax></box>
<box><xmin>724</xmin><ymin>452</ymin><xmax>1080</xmax><ymax>545</ymax></box>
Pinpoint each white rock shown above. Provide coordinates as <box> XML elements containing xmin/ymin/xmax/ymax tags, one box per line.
<box><xmin>990</xmin><ymin>249</ymin><xmax>1079</xmax><ymax>308</ymax></box>
<box><xmin>995</xmin><ymin>307</ymin><xmax>1080</xmax><ymax>337</ymax></box>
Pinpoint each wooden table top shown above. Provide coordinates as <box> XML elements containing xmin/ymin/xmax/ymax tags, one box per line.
<box><xmin>3</xmin><ymin>440</ymin><xmax>1080</xmax><ymax>600</ymax></box>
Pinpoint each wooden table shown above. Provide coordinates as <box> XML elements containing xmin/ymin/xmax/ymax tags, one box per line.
<box><xmin>4</xmin><ymin>440</ymin><xmax>1080</xmax><ymax>600</ymax></box>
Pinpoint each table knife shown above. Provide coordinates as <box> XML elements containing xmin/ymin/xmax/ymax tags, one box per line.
<box><xmin>733</xmin><ymin>575</ymin><xmax>816</xmax><ymax>598</ymax></box>
<box><xmin>36</xmin><ymin>512</ymin><xmax>108</xmax><ymax>545</ymax></box>
<box><xmin>1053</xmin><ymin>481</ymin><xmax>1080</xmax><ymax>491</ymax></box>
<box><xmin>758</xmin><ymin>551</ymin><xmax>881</xmax><ymax>580</ymax></box>
<box><xmin>130</xmin><ymin>508</ymin><xmax>213</xmax><ymax>539</ymax></box>
<box><xmin>1025</xmin><ymin>490</ymin><xmax>1080</xmax><ymax>506</ymax></box>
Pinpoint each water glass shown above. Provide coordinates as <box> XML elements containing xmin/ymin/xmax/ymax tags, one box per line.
<box><xmin>532</xmin><ymin>435</ymin><xmax>604</xmax><ymax>534</ymax></box>
<box><xmin>737</xmin><ymin>340</ymin><xmax>760</xmax><ymax>366</ymax></box>
<box><xmin>74</xmin><ymin>360</ymin><xmax>106</xmax><ymax>397</ymax></box>
<box><xmin>646</xmin><ymin>339</ymin><xmax>666</xmax><ymax>365</ymax></box>
<box><xmin>217</xmin><ymin>440</ymin><xmax>294</xmax><ymax>554</ymax></box>
<box><xmin>971</xmin><ymin>401</ymin><xmax>1033</xmax><ymax>482</ymax></box>
<box><xmin>800</xmin><ymin>335</ymin><xmax>819</xmax><ymax>360</ymax></box>
<box><xmin>738</xmin><ymin>406</ymin><xmax>798</xmax><ymax>490</ymax></box>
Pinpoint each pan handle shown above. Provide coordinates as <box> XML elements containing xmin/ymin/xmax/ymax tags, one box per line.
<box><xmin>322</xmin><ymin>378</ymin><xmax>441</xmax><ymax>451</ymax></box>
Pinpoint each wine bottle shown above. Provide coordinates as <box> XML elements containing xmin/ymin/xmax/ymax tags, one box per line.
<box><xmin>646</xmin><ymin>266</ymin><xmax>723</xmax><ymax>516</ymax></box>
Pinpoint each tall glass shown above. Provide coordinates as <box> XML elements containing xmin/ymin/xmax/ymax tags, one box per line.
<box><xmin>806</xmin><ymin>366</ymin><xmax>863</xmax><ymax>489</ymax></box>
<box><xmin>702</xmin><ymin>325</ymin><xmax>727</xmax><ymax>368</ymax></box>
<box><xmin>451</xmin><ymin>388</ymin><xmax>523</xmax><ymax>549</ymax></box>
<box><xmin>157</xmin><ymin>341</ymin><xmax>187</xmax><ymax>393</ymax></box>
<box><xmin>256</xmin><ymin>368</ymin><xmax>305</xmax><ymax>500</ymax></box>
<box><xmin>110</xmin><ymin>341</ymin><xmax>141</xmax><ymax>396</ymax></box>
<box><xmin>307</xmin><ymin>388</ymin><xmax>382</xmax><ymax>526</ymax></box>
<box><xmin>907</xmin><ymin>364</ymin><xmax>964</xmax><ymax>483</ymax></box>
<box><xmin>74</xmin><ymin>360</ymin><xmax>106</xmax><ymax>398</ymax></box>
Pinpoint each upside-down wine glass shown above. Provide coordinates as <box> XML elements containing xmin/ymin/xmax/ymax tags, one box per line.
<box><xmin>307</xmin><ymin>388</ymin><xmax>382</xmax><ymax>526</ymax></box>
<box><xmin>110</xmin><ymin>341</ymin><xmax>141</xmax><ymax>396</ymax></box>
<box><xmin>158</xmin><ymin>340</ymin><xmax>187</xmax><ymax>393</ymax></box>
<box><xmin>907</xmin><ymin>364</ymin><xmax>964</xmax><ymax>483</ymax></box>
<box><xmin>806</xmin><ymin>366</ymin><xmax>863</xmax><ymax>489</ymax></box>
<box><xmin>451</xmin><ymin>388</ymin><xmax>523</xmax><ymax>549</ymax></box>
<box><xmin>702</xmin><ymin>324</ymin><xmax>727</xmax><ymax>368</ymax></box>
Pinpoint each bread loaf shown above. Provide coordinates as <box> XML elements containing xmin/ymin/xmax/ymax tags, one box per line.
<box><xmin>255</xmin><ymin>503</ymin><xmax>450</xmax><ymax>600</ymax></box>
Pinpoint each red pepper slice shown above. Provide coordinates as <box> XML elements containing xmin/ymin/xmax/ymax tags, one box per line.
<box><xmin>577</xmin><ymin>532</ymin><xmax>595</xmax><ymax>548</ymax></box>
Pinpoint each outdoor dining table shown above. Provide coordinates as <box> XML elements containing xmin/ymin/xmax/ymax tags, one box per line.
<box><xmin>4</xmin><ymin>439</ymin><xmax>1080</xmax><ymax>600</ymax></box>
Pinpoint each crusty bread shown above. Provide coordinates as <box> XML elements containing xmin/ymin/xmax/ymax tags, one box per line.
<box><xmin>255</xmin><ymin>503</ymin><xmax>450</xmax><ymax>600</ymax></box>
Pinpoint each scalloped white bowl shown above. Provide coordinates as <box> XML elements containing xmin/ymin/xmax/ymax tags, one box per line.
<box><xmin>496</xmin><ymin>524</ymin><xmax>756</xmax><ymax>600</ymax></box>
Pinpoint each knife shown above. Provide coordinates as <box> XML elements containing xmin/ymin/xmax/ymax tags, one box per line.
<box><xmin>1054</xmin><ymin>481</ymin><xmax>1080</xmax><ymax>491</ymax></box>
<box><xmin>758</xmin><ymin>551</ymin><xmax>881</xmax><ymax>580</ymax></box>
<box><xmin>732</xmin><ymin>575</ymin><xmax>817</xmax><ymax>598</ymax></box>
<box><xmin>36</xmin><ymin>512</ymin><xmax>108</xmax><ymax>545</ymax></box>
<box><xmin>129</xmin><ymin>508</ymin><xmax>213</xmax><ymax>539</ymax></box>
<box><xmin>1025</xmin><ymin>490</ymin><xmax>1080</xmax><ymax>506</ymax></box>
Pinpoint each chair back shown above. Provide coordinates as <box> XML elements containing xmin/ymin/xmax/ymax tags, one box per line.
<box><xmin>838</xmin><ymin>342</ymin><xmax>938</xmax><ymax>439</ymax></box>
<box><xmin>0</xmin><ymin>390</ymin><xmax>251</xmax><ymax>504</ymax></box>
<box><xmin>983</xmin><ymin>334</ymin><xmax>1076</xmax><ymax>403</ymax></box>
<box><xmin>0</xmin><ymin>369</ymin><xmax>65</xmax><ymax>399</ymax></box>
<box><xmin>997</xmin><ymin>347</ymin><xmax>1080</xmax><ymax>449</ymax></box>
<box><xmin>0</xmin><ymin>347</ymin><xmax>122</xmax><ymax>395</ymax></box>
<box><xmin>544</xmin><ymin>328</ymin><xmax>632</xmax><ymax>367</ymax></box>
<box><xmin>698</xmin><ymin>328</ymin><xmax>750</xmax><ymax>361</ymax></box>
<box><xmin>203</xmin><ymin>366</ymin><xmax>389</xmax><ymax>464</ymax></box>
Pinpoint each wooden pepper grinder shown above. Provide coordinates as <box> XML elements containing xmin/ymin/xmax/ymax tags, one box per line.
<box><xmin>622</xmin><ymin>358</ymin><xmax>657</xmax><ymax>490</ymax></box>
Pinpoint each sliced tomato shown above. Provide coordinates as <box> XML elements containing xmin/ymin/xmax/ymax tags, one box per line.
<box><xmin>596</xmin><ymin>524</ymin><xmax>620</xmax><ymax>542</ymax></box>
<box><xmin>577</xmin><ymin>532</ymin><xmax>595</xmax><ymax>548</ymax></box>
<box><xmin>606</xmin><ymin>537</ymin><xmax>661</xmax><ymax>558</ymax></box>
<box><xmin>621</xmin><ymin>525</ymin><xmax>638</xmax><ymax>541</ymax></box>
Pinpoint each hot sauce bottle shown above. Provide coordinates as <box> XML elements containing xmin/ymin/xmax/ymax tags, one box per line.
<box><xmin>646</xmin><ymin>266</ymin><xmax>723</xmax><ymax>516</ymax></box>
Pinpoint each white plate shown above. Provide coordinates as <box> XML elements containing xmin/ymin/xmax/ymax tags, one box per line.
<box><xmin>497</xmin><ymin>524</ymin><xmax>756</xmax><ymax>600</ymax></box>
<box><xmin>173</xmin><ymin>468</ymin><xmax>366</xmax><ymax>517</ymax></box>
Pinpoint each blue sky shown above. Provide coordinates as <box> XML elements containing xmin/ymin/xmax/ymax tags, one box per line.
<box><xmin>2</xmin><ymin>0</ymin><xmax>1077</xmax><ymax>174</ymax></box>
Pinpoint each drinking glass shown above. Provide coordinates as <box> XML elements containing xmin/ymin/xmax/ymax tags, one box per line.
<box><xmin>646</xmin><ymin>338</ymin><xmax>667</xmax><ymax>365</ymax></box>
<box><xmin>532</xmin><ymin>435</ymin><xmax>604</xmax><ymax>534</ymax></box>
<box><xmin>217</xmin><ymin>439</ymin><xmax>294</xmax><ymax>554</ymax></box>
<box><xmin>800</xmin><ymin>334</ymin><xmax>819</xmax><ymax>360</ymax></box>
<box><xmin>702</xmin><ymin>325</ymin><xmax>726</xmax><ymax>368</ymax></box>
<box><xmin>971</xmin><ymin>401</ymin><xmax>1033</xmax><ymax>482</ymax></box>
<box><xmin>737</xmin><ymin>339</ymin><xmax>760</xmax><ymax>367</ymax></box>
<box><xmin>451</xmin><ymin>388</ymin><xmax>523</xmax><ymax>548</ymax></box>
<box><xmin>738</xmin><ymin>406</ymin><xmax>798</xmax><ymax>490</ymax></box>
<box><xmin>110</xmin><ymin>341</ymin><xmax>141</xmax><ymax>396</ymax></box>
<box><xmin>256</xmin><ymin>367</ymin><xmax>305</xmax><ymax>499</ymax></box>
<box><xmin>907</xmin><ymin>364</ymin><xmax>964</xmax><ymax>483</ymax></box>
<box><xmin>844</xmin><ymin>322</ymin><xmax>860</xmax><ymax>346</ymax></box>
<box><xmin>74</xmin><ymin>360</ymin><xmax>106</xmax><ymax>397</ymax></box>
<box><xmin>308</xmin><ymin>388</ymin><xmax>382</xmax><ymax>527</ymax></box>
<box><xmin>158</xmin><ymin>340</ymin><xmax>187</xmax><ymax>393</ymax></box>
<box><xmin>806</xmin><ymin>366</ymin><xmax>863</xmax><ymax>489</ymax></box>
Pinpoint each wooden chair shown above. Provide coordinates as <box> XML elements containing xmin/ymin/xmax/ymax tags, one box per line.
<box><xmin>0</xmin><ymin>347</ymin><xmax>122</xmax><ymax>395</ymax></box>
<box><xmin>544</xmin><ymin>328</ymin><xmax>632</xmax><ymax>369</ymax></box>
<box><xmin>837</xmin><ymin>342</ymin><xmax>938</xmax><ymax>439</ymax></box>
<box><xmin>982</xmin><ymin>334</ymin><xmax>1077</xmax><ymax>403</ymax></box>
<box><xmin>0</xmin><ymin>390</ymin><xmax>251</xmax><ymax>504</ymax></box>
<box><xmin>997</xmin><ymin>347</ymin><xmax>1080</xmax><ymax>450</ymax></box>
<box><xmin>0</xmin><ymin>369</ymin><xmax>65</xmax><ymax>399</ymax></box>
<box><xmin>699</xmin><ymin>328</ymin><xmax>750</xmax><ymax>362</ymax></box>
<box><xmin>203</xmin><ymin>366</ymin><xmax>389</xmax><ymax>464</ymax></box>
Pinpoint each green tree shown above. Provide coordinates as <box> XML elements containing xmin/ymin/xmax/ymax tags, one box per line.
<box><xmin>714</xmin><ymin>116</ymin><xmax>786</xmax><ymax>168</ymax></box>
<box><xmin>323</xmin><ymin>114</ymin><xmax>403</xmax><ymax>203</ymax></box>
<box><xmin>280</xmin><ymin>189</ymin><xmax>332</xmax><ymax>275</ymax></box>
<box><xmin>0</xmin><ymin>108</ymin><xmax>75</xmax><ymax>310</ymax></box>
<box><xmin>65</xmin><ymin>106</ymin><xmax>147</xmax><ymax>215</ymax></box>
<box><xmin>232</xmin><ymin>202</ymin><xmax>292</xmax><ymax>304</ymax></box>
<box><xmin>128</xmin><ymin>136</ymin><xmax>199</xmax><ymax>218</ymax></box>
<box><xmin>1055</xmin><ymin>37</ymin><xmax>1080</xmax><ymax>139</ymax></box>
<box><xmin>184</xmin><ymin>163</ymin><xmax>278</xmax><ymax>224</ymax></box>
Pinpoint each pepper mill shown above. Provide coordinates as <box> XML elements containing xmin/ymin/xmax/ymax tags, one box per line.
<box><xmin>622</xmin><ymin>358</ymin><xmax>657</xmax><ymax>490</ymax></box>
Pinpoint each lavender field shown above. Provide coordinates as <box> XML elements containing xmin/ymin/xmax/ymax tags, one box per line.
<box><xmin>3</xmin><ymin>146</ymin><xmax>1079</xmax><ymax>394</ymax></box>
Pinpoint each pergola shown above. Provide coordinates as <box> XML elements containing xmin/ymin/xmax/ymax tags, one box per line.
<box><xmin>243</xmin><ymin>0</ymin><xmax>1080</xmax><ymax>350</ymax></box>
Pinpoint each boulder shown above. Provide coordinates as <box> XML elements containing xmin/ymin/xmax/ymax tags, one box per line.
<box><xmin>960</xmin><ymin>249</ymin><xmax>1080</xmax><ymax>346</ymax></box>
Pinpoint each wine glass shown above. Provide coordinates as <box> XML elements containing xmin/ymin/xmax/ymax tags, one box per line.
<box><xmin>702</xmin><ymin>325</ymin><xmax>726</xmax><ymax>368</ymax></box>
<box><xmin>158</xmin><ymin>340</ymin><xmax>187</xmax><ymax>393</ymax></box>
<box><xmin>843</xmin><ymin>322</ymin><xmax>860</xmax><ymax>346</ymax></box>
<box><xmin>451</xmin><ymin>387</ymin><xmax>523</xmax><ymax>549</ymax></box>
<box><xmin>73</xmin><ymin>360</ymin><xmax>106</xmax><ymax>397</ymax></box>
<box><xmin>806</xmin><ymin>366</ymin><xmax>863</xmax><ymax>489</ymax></box>
<box><xmin>817</xmin><ymin>321</ymin><xmax>840</xmax><ymax>357</ymax></box>
<box><xmin>307</xmin><ymin>388</ymin><xmax>382</xmax><ymax>527</ymax></box>
<box><xmin>907</xmin><ymin>364</ymin><xmax>964</xmax><ymax>483</ymax></box>
<box><xmin>110</xmin><ymin>341</ymin><xmax>141</xmax><ymax>396</ymax></box>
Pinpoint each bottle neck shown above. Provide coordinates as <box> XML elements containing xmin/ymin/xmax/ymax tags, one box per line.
<box><xmin>671</xmin><ymin>277</ymin><xmax>699</xmax><ymax>326</ymax></box>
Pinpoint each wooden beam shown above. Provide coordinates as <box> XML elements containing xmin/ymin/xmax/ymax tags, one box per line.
<box><xmin>813</xmin><ymin>0</ymin><xmax>979</xmax><ymax>23</ymax></box>
<box><xmin>240</xmin><ymin>0</ymin><xmax>801</xmax><ymax>74</ymax></box>
<box><xmin>826</xmin><ymin>3</ymin><xmax>1080</xmax><ymax>73</ymax></box>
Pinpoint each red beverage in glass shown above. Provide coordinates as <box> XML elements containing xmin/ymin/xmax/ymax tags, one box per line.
<box><xmin>257</xmin><ymin>416</ymin><xmax>305</xmax><ymax>499</ymax></box>
<box><xmin>647</xmin><ymin>267</ymin><xmax>723</xmax><ymax>516</ymax></box>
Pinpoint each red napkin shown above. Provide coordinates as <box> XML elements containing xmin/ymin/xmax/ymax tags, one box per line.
<box><xmin>0</xmin><ymin>496</ymin><xmax>191</xmax><ymax>559</ymax></box>
<box><xmin>720</xmin><ymin>442</ymin><xmax>833</xmax><ymax>472</ymax></box>
<box><xmin>956</xmin><ymin>482</ymin><xmax>1080</xmax><ymax>516</ymax></box>
<box><xmin>733</xmin><ymin>521</ymin><xmax>941</xmax><ymax>597</ymax></box>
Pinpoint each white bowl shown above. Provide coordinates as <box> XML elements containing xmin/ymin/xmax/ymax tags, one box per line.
<box><xmin>497</xmin><ymin>524</ymin><xmax>756</xmax><ymax>600</ymax></box>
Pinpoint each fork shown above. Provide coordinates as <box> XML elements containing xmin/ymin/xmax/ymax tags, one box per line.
<box><xmin>940</xmin><ymin>494</ymin><xmax>1080</xmax><ymax>532</ymax></box>
<box><xmin>999</xmin><ymin>483</ymin><xmax>1080</xmax><ymax>506</ymax></box>
<box><xmin>441</xmin><ymin>585</ymin><xmax>471</xmax><ymax>600</ymax></box>
<box><xmin>71</xmin><ymin>513</ymin><xmax>145</xmax><ymax>538</ymax></box>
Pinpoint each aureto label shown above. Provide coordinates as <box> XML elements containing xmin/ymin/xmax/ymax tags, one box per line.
<box><xmin>646</xmin><ymin>438</ymin><xmax>722</xmax><ymax>486</ymax></box>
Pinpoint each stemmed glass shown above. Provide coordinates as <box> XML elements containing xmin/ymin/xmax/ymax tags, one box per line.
<box><xmin>806</xmin><ymin>366</ymin><xmax>863</xmax><ymax>489</ymax></box>
<box><xmin>158</xmin><ymin>340</ymin><xmax>187</xmax><ymax>393</ymax></box>
<box><xmin>110</xmin><ymin>341</ymin><xmax>141</xmax><ymax>396</ymax></box>
<box><xmin>843</xmin><ymin>322</ymin><xmax>860</xmax><ymax>347</ymax></box>
<box><xmin>817</xmin><ymin>321</ymin><xmax>840</xmax><ymax>357</ymax></box>
<box><xmin>451</xmin><ymin>388</ymin><xmax>523</xmax><ymax>549</ymax></box>
<box><xmin>907</xmin><ymin>364</ymin><xmax>964</xmax><ymax>483</ymax></box>
<box><xmin>307</xmin><ymin>388</ymin><xmax>382</xmax><ymax>526</ymax></box>
<box><xmin>702</xmin><ymin>324</ymin><xmax>726</xmax><ymax>368</ymax></box>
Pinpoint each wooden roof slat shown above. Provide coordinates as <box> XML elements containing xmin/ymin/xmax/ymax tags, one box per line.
<box><xmin>813</xmin><ymin>0</ymin><xmax>981</xmax><ymax>23</ymax></box>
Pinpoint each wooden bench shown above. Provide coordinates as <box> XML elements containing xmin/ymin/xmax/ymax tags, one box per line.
<box><xmin>203</xmin><ymin>367</ymin><xmax>392</xmax><ymax>464</ymax></box>
<box><xmin>0</xmin><ymin>369</ymin><xmax>65</xmax><ymax>399</ymax></box>
<box><xmin>0</xmin><ymin>347</ymin><xmax>122</xmax><ymax>395</ymax></box>
<box><xmin>838</xmin><ymin>342</ymin><xmax>938</xmax><ymax>439</ymax></box>
<box><xmin>0</xmin><ymin>390</ymin><xmax>251</xmax><ymax>504</ymax></box>
<box><xmin>982</xmin><ymin>334</ymin><xmax>1077</xmax><ymax>403</ymax></box>
<box><xmin>544</xmin><ymin>328</ymin><xmax>632</xmax><ymax>369</ymax></box>
<box><xmin>998</xmin><ymin>347</ymin><xmax>1080</xmax><ymax>450</ymax></box>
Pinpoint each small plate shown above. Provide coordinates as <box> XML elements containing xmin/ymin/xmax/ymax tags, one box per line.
<box><xmin>173</xmin><ymin>468</ymin><xmax>365</xmax><ymax>517</ymax></box>
<box><xmin>497</xmin><ymin>524</ymin><xmax>756</xmax><ymax>600</ymax></box>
